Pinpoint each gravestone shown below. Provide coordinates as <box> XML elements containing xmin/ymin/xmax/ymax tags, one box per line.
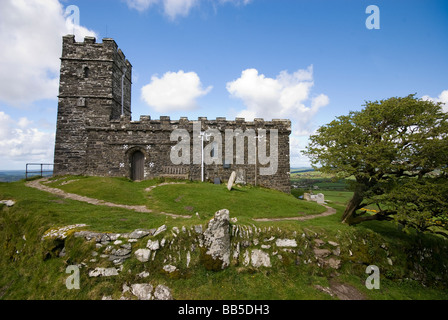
<box><xmin>317</xmin><ymin>193</ymin><xmax>325</xmax><ymax>204</ymax></box>
<box><xmin>214</xmin><ymin>177</ymin><xmax>221</xmax><ymax>185</ymax></box>
<box><xmin>235</xmin><ymin>168</ymin><xmax>246</xmax><ymax>184</ymax></box>
<box><xmin>227</xmin><ymin>171</ymin><xmax>236</xmax><ymax>191</ymax></box>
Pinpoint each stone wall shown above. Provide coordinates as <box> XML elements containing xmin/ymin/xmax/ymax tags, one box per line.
<box><xmin>84</xmin><ymin>115</ymin><xmax>291</xmax><ymax>192</ymax></box>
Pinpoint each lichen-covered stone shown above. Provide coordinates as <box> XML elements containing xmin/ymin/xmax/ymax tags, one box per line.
<box><xmin>202</xmin><ymin>209</ymin><xmax>231</xmax><ymax>269</ymax></box>
<box><xmin>276</xmin><ymin>239</ymin><xmax>297</xmax><ymax>247</ymax></box>
<box><xmin>135</xmin><ymin>249</ymin><xmax>151</xmax><ymax>262</ymax></box>
<box><xmin>250</xmin><ymin>249</ymin><xmax>271</xmax><ymax>268</ymax></box>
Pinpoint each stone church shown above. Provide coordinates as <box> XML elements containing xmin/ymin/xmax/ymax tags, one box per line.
<box><xmin>53</xmin><ymin>35</ymin><xmax>291</xmax><ymax>193</ymax></box>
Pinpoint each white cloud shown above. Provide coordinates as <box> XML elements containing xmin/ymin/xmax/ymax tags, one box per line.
<box><xmin>125</xmin><ymin>0</ymin><xmax>251</xmax><ymax>19</ymax></box>
<box><xmin>219</xmin><ymin>0</ymin><xmax>252</xmax><ymax>5</ymax></box>
<box><xmin>422</xmin><ymin>90</ymin><xmax>448</xmax><ymax>113</ymax></box>
<box><xmin>289</xmin><ymin>135</ymin><xmax>312</xmax><ymax>168</ymax></box>
<box><xmin>0</xmin><ymin>0</ymin><xmax>96</xmax><ymax>105</ymax></box>
<box><xmin>164</xmin><ymin>0</ymin><xmax>199</xmax><ymax>19</ymax></box>
<box><xmin>226</xmin><ymin>66</ymin><xmax>329</xmax><ymax>136</ymax></box>
<box><xmin>126</xmin><ymin>0</ymin><xmax>158</xmax><ymax>12</ymax></box>
<box><xmin>141</xmin><ymin>70</ymin><xmax>212</xmax><ymax>112</ymax></box>
<box><xmin>0</xmin><ymin>111</ymin><xmax>54</xmax><ymax>167</ymax></box>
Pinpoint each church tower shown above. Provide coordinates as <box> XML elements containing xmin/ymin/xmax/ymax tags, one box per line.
<box><xmin>54</xmin><ymin>35</ymin><xmax>132</xmax><ymax>175</ymax></box>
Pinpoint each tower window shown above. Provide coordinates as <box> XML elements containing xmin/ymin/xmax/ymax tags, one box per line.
<box><xmin>83</xmin><ymin>66</ymin><xmax>89</xmax><ymax>78</ymax></box>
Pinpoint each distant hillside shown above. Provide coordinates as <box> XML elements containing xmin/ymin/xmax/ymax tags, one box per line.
<box><xmin>290</xmin><ymin>167</ymin><xmax>314</xmax><ymax>173</ymax></box>
<box><xmin>0</xmin><ymin>170</ymin><xmax>52</xmax><ymax>182</ymax></box>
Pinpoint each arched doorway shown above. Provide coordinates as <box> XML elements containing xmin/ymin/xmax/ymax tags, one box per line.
<box><xmin>131</xmin><ymin>151</ymin><xmax>144</xmax><ymax>181</ymax></box>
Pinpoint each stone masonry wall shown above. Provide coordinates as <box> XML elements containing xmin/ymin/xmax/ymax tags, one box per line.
<box><xmin>84</xmin><ymin>115</ymin><xmax>291</xmax><ymax>193</ymax></box>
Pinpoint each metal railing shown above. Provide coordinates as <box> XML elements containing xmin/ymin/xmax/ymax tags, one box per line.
<box><xmin>25</xmin><ymin>163</ymin><xmax>54</xmax><ymax>180</ymax></box>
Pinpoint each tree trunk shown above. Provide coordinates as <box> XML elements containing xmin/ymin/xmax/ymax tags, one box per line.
<box><xmin>341</xmin><ymin>191</ymin><xmax>363</xmax><ymax>224</ymax></box>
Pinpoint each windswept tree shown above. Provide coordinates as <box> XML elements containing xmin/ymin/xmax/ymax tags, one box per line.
<box><xmin>303</xmin><ymin>94</ymin><xmax>448</xmax><ymax>235</ymax></box>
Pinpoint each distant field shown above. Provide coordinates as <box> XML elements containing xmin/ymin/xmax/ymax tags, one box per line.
<box><xmin>290</xmin><ymin>168</ymin><xmax>351</xmax><ymax>192</ymax></box>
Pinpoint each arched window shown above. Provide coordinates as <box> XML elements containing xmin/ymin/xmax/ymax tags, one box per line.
<box><xmin>83</xmin><ymin>66</ymin><xmax>89</xmax><ymax>78</ymax></box>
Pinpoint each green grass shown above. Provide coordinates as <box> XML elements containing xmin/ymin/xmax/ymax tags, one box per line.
<box><xmin>45</xmin><ymin>176</ymin><xmax>327</xmax><ymax>221</ymax></box>
<box><xmin>46</xmin><ymin>176</ymin><xmax>159</xmax><ymax>206</ymax></box>
<box><xmin>1</xmin><ymin>176</ymin><xmax>448</xmax><ymax>300</ymax></box>
<box><xmin>149</xmin><ymin>182</ymin><xmax>326</xmax><ymax>220</ymax></box>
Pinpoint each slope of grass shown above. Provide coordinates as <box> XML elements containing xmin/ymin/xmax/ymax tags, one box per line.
<box><xmin>1</xmin><ymin>177</ymin><xmax>448</xmax><ymax>300</ymax></box>
<box><xmin>45</xmin><ymin>176</ymin><xmax>327</xmax><ymax>220</ymax></box>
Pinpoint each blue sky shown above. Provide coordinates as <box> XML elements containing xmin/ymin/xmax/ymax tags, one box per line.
<box><xmin>0</xmin><ymin>0</ymin><xmax>447</xmax><ymax>169</ymax></box>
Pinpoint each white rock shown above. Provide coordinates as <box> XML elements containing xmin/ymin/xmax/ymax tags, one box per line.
<box><xmin>153</xmin><ymin>225</ymin><xmax>167</xmax><ymax>237</ymax></box>
<box><xmin>88</xmin><ymin>267</ymin><xmax>119</xmax><ymax>277</ymax></box>
<box><xmin>153</xmin><ymin>285</ymin><xmax>173</xmax><ymax>300</ymax></box>
<box><xmin>135</xmin><ymin>249</ymin><xmax>151</xmax><ymax>262</ymax></box>
<box><xmin>131</xmin><ymin>283</ymin><xmax>153</xmax><ymax>300</ymax></box>
<box><xmin>275</xmin><ymin>239</ymin><xmax>297</xmax><ymax>247</ymax></box>
<box><xmin>233</xmin><ymin>242</ymin><xmax>240</xmax><ymax>260</ymax></box>
<box><xmin>203</xmin><ymin>209</ymin><xmax>231</xmax><ymax>269</ymax></box>
<box><xmin>250</xmin><ymin>249</ymin><xmax>271</xmax><ymax>268</ymax></box>
<box><xmin>122</xmin><ymin>283</ymin><xmax>130</xmax><ymax>293</ymax></box>
<box><xmin>0</xmin><ymin>200</ymin><xmax>15</xmax><ymax>207</ymax></box>
<box><xmin>243</xmin><ymin>250</ymin><xmax>250</xmax><ymax>266</ymax></box>
<box><xmin>186</xmin><ymin>251</ymin><xmax>191</xmax><ymax>268</ymax></box>
<box><xmin>163</xmin><ymin>265</ymin><xmax>177</xmax><ymax>273</ymax></box>
<box><xmin>138</xmin><ymin>271</ymin><xmax>150</xmax><ymax>278</ymax></box>
<box><xmin>147</xmin><ymin>239</ymin><xmax>160</xmax><ymax>251</ymax></box>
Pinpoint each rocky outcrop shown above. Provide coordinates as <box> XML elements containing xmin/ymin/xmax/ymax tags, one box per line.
<box><xmin>45</xmin><ymin>208</ymin><xmax>354</xmax><ymax>300</ymax></box>
<box><xmin>203</xmin><ymin>209</ymin><xmax>231</xmax><ymax>269</ymax></box>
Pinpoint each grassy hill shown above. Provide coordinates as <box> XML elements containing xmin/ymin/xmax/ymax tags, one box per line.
<box><xmin>1</xmin><ymin>176</ymin><xmax>447</xmax><ymax>300</ymax></box>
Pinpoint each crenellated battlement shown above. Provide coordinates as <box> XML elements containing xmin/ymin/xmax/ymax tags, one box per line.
<box><xmin>104</xmin><ymin>115</ymin><xmax>291</xmax><ymax>132</ymax></box>
<box><xmin>61</xmin><ymin>35</ymin><xmax>132</xmax><ymax>68</ymax></box>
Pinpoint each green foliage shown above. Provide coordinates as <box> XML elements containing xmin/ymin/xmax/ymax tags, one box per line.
<box><xmin>303</xmin><ymin>94</ymin><xmax>448</xmax><ymax>234</ymax></box>
<box><xmin>377</xmin><ymin>177</ymin><xmax>448</xmax><ymax>233</ymax></box>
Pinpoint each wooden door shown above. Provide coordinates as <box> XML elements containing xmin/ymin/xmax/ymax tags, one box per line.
<box><xmin>131</xmin><ymin>151</ymin><xmax>144</xmax><ymax>181</ymax></box>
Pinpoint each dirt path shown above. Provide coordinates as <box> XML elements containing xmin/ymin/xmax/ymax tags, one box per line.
<box><xmin>145</xmin><ymin>182</ymin><xmax>187</xmax><ymax>192</ymax></box>
<box><xmin>25</xmin><ymin>178</ymin><xmax>191</xmax><ymax>219</ymax></box>
<box><xmin>253</xmin><ymin>205</ymin><xmax>337</xmax><ymax>222</ymax></box>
